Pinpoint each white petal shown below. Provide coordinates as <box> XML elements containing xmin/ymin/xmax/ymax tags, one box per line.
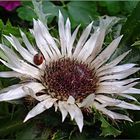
<box><xmin>0</xmin><ymin>44</ymin><xmax>20</xmax><ymax>67</ymax></box>
<box><xmin>24</xmin><ymin>100</ymin><xmax>47</xmax><ymax>122</ymax></box>
<box><xmin>20</xmin><ymin>29</ymin><xmax>37</xmax><ymax>55</ymax></box>
<box><xmin>58</xmin><ymin>101</ymin><xmax>84</xmax><ymax>132</ymax></box>
<box><xmin>44</xmin><ymin>98</ymin><xmax>57</xmax><ymax>109</ymax></box>
<box><xmin>99</xmin><ymin>68</ymin><xmax>140</xmax><ymax>81</ymax></box>
<box><xmin>73</xmin><ymin>105</ymin><xmax>83</xmax><ymax>132</ymax></box>
<box><xmin>64</xmin><ymin>104</ymin><xmax>76</xmax><ymax>120</ymax></box>
<box><xmin>118</xmin><ymin>94</ymin><xmax>137</xmax><ymax>101</ymax></box>
<box><xmin>33</xmin><ymin>19</ymin><xmax>51</xmax><ymax>61</ymax></box>
<box><xmin>5</xmin><ymin>35</ymin><xmax>34</xmax><ymax>64</ymax></box>
<box><xmin>0</xmin><ymin>82</ymin><xmax>44</xmax><ymax>101</ymax></box>
<box><xmin>118</xmin><ymin>101</ymin><xmax>140</xmax><ymax>110</ymax></box>
<box><xmin>54</xmin><ymin>102</ymin><xmax>58</xmax><ymax>112</ymax></box>
<box><xmin>96</xmin><ymin>95</ymin><xmax>140</xmax><ymax>110</ymax></box>
<box><xmin>58</xmin><ymin>101</ymin><xmax>68</xmax><ymax>122</ymax></box>
<box><xmin>68</xmin><ymin>25</ymin><xmax>80</xmax><ymax>57</ymax></box>
<box><xmin>0</xmin><ymin>44</ymin><xmax>40</xmax><ymax>79</ymax></box>
<box><xmin>97</xmin><ymin>50</ymin><xmax>130</xmax><ymax>73</ymax></box>
<box><xmin>99</xmin><ymin>78</ymin><xmax>139</xmax><ymax>87</ymax></box>
<box><xmin>97</xmin><ymin>82</ymin><xmax>138</xmax><ymax>94</ymax></box>
<box><xmin>67</xmin><ymin>96</ymin><xmax>75</xmax><ymax>104</ymax></box>
<box><xmin>122</xmin><ymin>88</ymin><xmax>140</xmax><ymax>94</ymax></box>
<box><xmin>37</xmin><ymin>20</ymin><xmax>61</xmax><ymax>57</ymax></box>
<box><xmin>0</xmin><ymin>84</ymin><xmax>22</xmax><ymax>93</ymax></box>
<box><xmin>59</xmin><ymin>11</ymin><xmax>66</xmax><ymax>56</ymax></box>
<box><xmin>65</xmin><ymin>18</ymin><xmax>71</xmax><ymax>55</ymax></box>
<box><xmin>91</xmin><ymin>35</ymin><xmax>123</xmax><ymax>69</ymax></box>
<box><xmin>87</xmin><ymin>29</ymin><xmax>106</xmax><ymax>62</ymax></box>
<box><xmin>0</xmin><ymin>59</ymin><xmax>40</xmax><ymax>80</ymax></box>
<box><xmin>0</xmin><ymin>85</ymin><xmax>27</xmax><ymax>101</ymax></box>
<box><xmin>65</xmin><ymin>18</ymin><xmax>71</xmax><ymax>40</ymax></box>
<box><xmin>73</xmin><ymin>22</ymin><xmax>93</xmax><ymax>57</ymax></box>
<box><xmin>78</xmin><ymin>94</ymin><xmax>95</xmax><ymax>107</ymax></box>
<box><xmin>0</xmin><ymin>71</ymin><xmax>21</xmax><ymax>78</ymax></box>
<box><xmin>98</xmin><ymin>63</ymin><xmax>136</xmax><ymax>76</ymax></box>
<box><xmin>22</xmin><ymin>84</ymin><xmax>47</xmax><ymax>102</ymax></box>
<box><xmin>35</xmin><ymin>31</ymin><xmax>54</xmax><ymax>59</ymax></box>
<box><xmin>64</xmin><ymin>103</ymin><xmax>84</xmax><ymax>132</ymax></box>
<box><xmin>23</xmin><ymin>96</ymin><xmax>56</xmax><ymax>123</ymax></box>
<box><xmin>77</xmin><ymin>28</ymin><xmax>101</xmax><ymax>61</ymax></box>
<box><xmin>94</xmin><ymin>101</ymin><xmax>132</xmax><ymax>121</ymax></box>
<box><xmin>22</xmin><ymin>82</ymin><xmax>45</xmax><ymax>94</ymax></box>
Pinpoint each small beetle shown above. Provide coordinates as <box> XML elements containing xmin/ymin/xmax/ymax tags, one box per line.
<box><xmin>33</xmin><ymin>53</ymin><xmax>44</xmax><ymax>65</ymax></box>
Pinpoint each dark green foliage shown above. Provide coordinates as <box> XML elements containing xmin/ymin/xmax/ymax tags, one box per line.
<box><xmin>67</xmin><ymin>1</ymin><xmax>99</xmax><ymax>27</ymax></box>
<box><xmin>121</xmin><ymin>2</ymin><xmax>140</xmax><ymax>46</ymax></box>
<box><xmin>99</xmin><ymin>115</ymin><xmax>121</xmax><ymax>137</ymax></box>
<box><xmin>98</xmin><ymin>1</ymin><xmax>138</xmax><ymax>16</ymax></box>
<box><xmin>0</xmin><ymin>0</ymin><xmax>140</xmax><ymax>139</ymax></box>
<box><xmin>17</xmin><ymin>1</ymin><xmax>37</xmax><ymax>22</ymax></box>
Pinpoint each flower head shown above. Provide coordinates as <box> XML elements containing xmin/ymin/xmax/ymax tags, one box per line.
<box><xmin>0</xmin><ymin>12</ymin><xmax>140</xmax><ymax>132</ymax></box>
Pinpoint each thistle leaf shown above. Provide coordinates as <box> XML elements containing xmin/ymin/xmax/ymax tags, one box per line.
<box><xmin>99</xmin><ymin>116</ymin><xmax>121</xmax><ymax>137</ymax></box>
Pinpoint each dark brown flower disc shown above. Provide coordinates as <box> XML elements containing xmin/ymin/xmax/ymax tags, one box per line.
<box><xmin>43</xmin><ymin>58</ymin><xmax>98</xmax><ymax>102</ymax></box>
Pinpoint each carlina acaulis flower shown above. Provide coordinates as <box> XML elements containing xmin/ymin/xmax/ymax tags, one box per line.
<box><xmin>0</xmin><ymin>11</ymin><xmax>140</xmax><ymax>132</ymax></box>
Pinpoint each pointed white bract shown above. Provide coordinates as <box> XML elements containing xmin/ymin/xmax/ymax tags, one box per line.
<box><xmin>58</xmin><ymin>101</ymin><xmax>84</xmax><ymax>132</ymax></box>
<box><xmin>0</xmin><ymin>71</ymin><xmax>22</xmax><ymax>78</ymax></box>
<box><xmin>20</xmin><ymin>29</ymin><xmax>37</xmax><ymax>55</ymax></box>
<box><xmin>94</xmin><ymin>101</ymin><xmax>132</xmax><ymax>122</ymax></box>
<box><xmin>91</xmin><ymin>35</ymin><xmax>123</xmax><ymax>69</ymax></box>
<box><xmin>0</xmin><ymin>12</ymin><xmax>139</xmax><ymax>132</ymax></box>
<box><xmin>0</xmin><ymin>82</ymin><xmax>44</xmax><ymax>101</ymax></box>
<box><xmin>73</xmin><ymin>22</ymin><xmax>93</xmax><ymax>58</ymax></box>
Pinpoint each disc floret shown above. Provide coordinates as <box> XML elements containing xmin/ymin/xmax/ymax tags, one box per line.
<box><xmin>44</xmin><ymin>58</ymin><xmax>98</xmax><ymax>102</ymax></box>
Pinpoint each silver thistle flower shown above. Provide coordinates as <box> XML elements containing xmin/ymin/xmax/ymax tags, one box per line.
<box><xmin>0</xmin><ymin>12</ymin><xmax>140</xmax><ymax>132</ymax></box>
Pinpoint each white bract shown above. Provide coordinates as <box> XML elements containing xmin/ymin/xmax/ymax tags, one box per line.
<box><xmin>0</xmin><ymin>12</ymin><xmax>140</xmax><ymax>132</ymax></box>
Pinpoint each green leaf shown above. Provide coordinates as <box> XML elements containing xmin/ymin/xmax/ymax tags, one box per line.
<box><xmin>104</xmin><ymin>1</ymin><xmax>121</xmax><ymax>15</ymax></box>
<box><xmin>121</xmin><ymin>2</ymin><xmax>140</xmax><ymax>46</ymax></box>
<box><xmin>122</xmin><ymin>121</ymin><xmax>140</xmax><ymax>138</ymax></box>
<box><xmin>0</xmin><ymin>19</ymin><xmax>4</xmax><ymax>40</ymax></box>
<box><xmin>67</xmin><ymin>1</ymin><xmax>99</xmax><ymax>27</ymax></box>
<box><xmin>40</xmin><ymin>129</ymin><xmax>50</xmax><ymax>140</ymax></box>
<box><xmin>0</xmin><ymin>120</ymin><xmax>23</xmax><ymax>136</ymax></box>
<box><xmin>32</xmin><ymin>1</ymin><xmax>68</xmax><ymax>26</ymax></box>
<box><xmin>99</xmin><ymin>116</ymin><xmax>121</xmax><ymax>137</ymax></box>
<box><xmin>110</xmin><ymin>2</ymin><xmax>140</xmax><ymax>65</ymax></box>
<box><xmin>17</xmin><ymin>1</ymin><xmax>37</xmax><ymax>22</ymax></box>
<box><xmin>51</xmin><ymin>130</ymin><xmax>68</xmax><ymax>140</ymax></box>
<box><xmin>123</xmin><ymin>1</ymin><xmax>138</xmax><ymax>14</ymax></box>
<box><xmin>0</xmin><ymin>19</ymin><xmax>20</xmax><ymax>38</ymax></box>
<box><xmin>0</xmin><ymin>103</ymin><xmax>27</xmax><ymax>138</ymax></box>
<box><xmin>98</xmin><ymin>1</ymin><xmax>137</xmax><ymax>15</ymax></box>
<box><xmin>32</xmin><ymin>0</ymin><xmax>47</xmax><ymax>25</ymax></box>
<box><xmin>16</xmin><ymin>124</ymin><xmax>38</xmax><ymax>140</ymax></box>
<box><xmin>42</xmin><ymin>1</ymin><xmax>58</xmax><ymax>24</ymax></box>
<box><xmin>0</xmin><ymin>105</ymin><xmax>24</xmax><ymax>137</ymax></box>
<box><xmin>0</xmin><ymin>20</ymin><xmax>20</xmax><ymax>63</ymax></box>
